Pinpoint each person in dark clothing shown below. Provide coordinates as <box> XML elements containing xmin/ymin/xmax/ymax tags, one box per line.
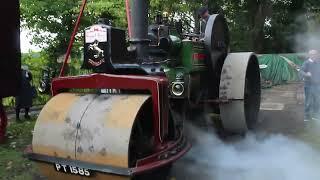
<box><xmin>300</xmin><ymin>50</ymin><xmax>320</xmax><ymax>121</ymax></box>
<box><xmin>15</xmin><ymin>66</ymin><xmax>33</xmax><ymax>121</ymax></box>
<box><xmin>198</xmin><ymin>6</ymin><xmax>210</xmax><ymax>20</ymax></box>
<box><xmin>309</xmin><ymin>56</ymin><xmax>320</xmax><ymax>120</ymax></box>
<box><xmin>198</xmin><ymin>6</ymin><xmax>210</xmax><ymax>37</ymax></box>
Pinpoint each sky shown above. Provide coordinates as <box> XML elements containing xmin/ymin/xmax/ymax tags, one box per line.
<box><xmin>20</xmin><ymin>28</ymin><xmax>42</xmax><ymax>53</ymax></box>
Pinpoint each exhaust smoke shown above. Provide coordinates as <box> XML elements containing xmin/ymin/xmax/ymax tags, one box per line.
<box><xmin>294</xmin><ymin>17</ymin><xmax>320</xmax><ymax>53</ymax></box>
<box><xmin>171</xmin><ymin>11</ymin><xmax>320</xmax><ymax>180</ymax></box>
<box><xmin>295</xmin><ymin>31</ymin><xmax>320</xmax><ymax>53</ymax></box>
<box><xmin>179</xmin><ymin>125</ymin><xmax>320</xmax><ymax>180</ymax></box>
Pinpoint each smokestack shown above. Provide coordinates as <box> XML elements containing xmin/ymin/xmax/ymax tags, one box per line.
<box><xmin>128</xmin><ymin>0</ymin><xmax>150</xmax><ymax>62</ymax></box>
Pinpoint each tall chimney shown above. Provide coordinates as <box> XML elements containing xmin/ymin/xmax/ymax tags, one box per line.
<box><xmin>129</xmin><ymin>0</ymin><xmax>150</xmax><ymax>62</ymax></box>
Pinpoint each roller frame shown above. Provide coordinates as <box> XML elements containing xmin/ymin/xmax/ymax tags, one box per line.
<box><xmin>27</xmin><ymin>73</ymin><xmax>191</xmax><ymax>179</ymax></box>
<box><xmin>51</xmin><ymin>74</ymin><xmax>169</xmax><ymax>145</ymax></box>
<box><xmin>28</xmin><ymin>135</ymin><xmax>188</xmax><ymax>177</ymax></box>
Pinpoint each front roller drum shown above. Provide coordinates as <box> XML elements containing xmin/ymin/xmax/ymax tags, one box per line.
<box><xmin>219</xmin><ymin>53</ymin><xmax>261</xmax><ymax>133</ymax></box>
<box><xmin>32</xmin><ymin>93</ymin><xmax>153</xmax><ymax>180</ymax></box>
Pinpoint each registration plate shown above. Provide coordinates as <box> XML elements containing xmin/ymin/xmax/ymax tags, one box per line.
<box><xmin>54</xmin><ymin>163</ymin><xmax>92</xmax><ymax>177</ymax></box>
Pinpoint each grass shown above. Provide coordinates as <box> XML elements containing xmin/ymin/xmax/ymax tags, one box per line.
<box><xmin>2</xmin><ymin>94</ymin><xmax>50</xmax><ymax>109</ymax></box>
<box><xmin>0</xmin><ymin>117</ymin><xmax>40</xmax><ymax>180</ymax></box>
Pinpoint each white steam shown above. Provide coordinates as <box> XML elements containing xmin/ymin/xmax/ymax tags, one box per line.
<box><xmin>295</xmin><ymin>31</ymin><xmax>320</xmax><ymax>52</ymax></box>
<box><xmin>294</xmin><ymin>17</ymin><xmax>320</xmax><ymax>53</ymax></box>
<box><xmin>180</xmin><ymin>126</ymin><xmax>320</xmax><ymax>180</ymax></box>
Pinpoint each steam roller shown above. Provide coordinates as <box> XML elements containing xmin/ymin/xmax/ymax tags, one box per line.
<box><xmin>27</xmin><ymin>0</ymin><xmax>261</xmax><ymax>179</ymax></box>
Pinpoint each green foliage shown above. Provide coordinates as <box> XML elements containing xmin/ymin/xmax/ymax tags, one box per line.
<box><xmin>2</xmin><ymin>49</ymin><xmax>95</xmax><ymax>108</ymax></box>
<box><xmin>20</xmin><ymin>0</ymin><xmax>320</xmax><ymax>57</ymax></box>
<box><xmin>20</xmin><ymin>0</ymin><xmax>127</xmax><ymax>73</ymax></box>
<box><xmin>208</xmin><ymin>0</ymin><xmax>320</xmax><ymax>53</ymax></box>
<box><xmin>86</xmin><ymin>0</ymin><xmax>127</xmax><ymax>27</ymax></box>
<box><xmin>3</xmin><ymin>52</ymin><xmax>51</xmax><ymax>108</ymax></box>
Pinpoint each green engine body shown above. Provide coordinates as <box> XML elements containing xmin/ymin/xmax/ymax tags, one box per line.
<box><xmin>163</xmin><ymin>39</ymin><xmax>208</xmax><ymax>100</ymax></box>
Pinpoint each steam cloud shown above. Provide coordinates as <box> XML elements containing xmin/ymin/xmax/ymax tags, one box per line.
<box><xmin>295</xmin><ymin>31</ymin><xmax>320</xmax><ymax>52</ymax></box>
<box><xmin>178</xmin><ymin>125</ymin><xmax>320</xmax><ymax>180</ymax></box>
<box><xmin>294</xmin><ymin>18</ymin><xmax>320</xmax><ymax>53</ymax></box>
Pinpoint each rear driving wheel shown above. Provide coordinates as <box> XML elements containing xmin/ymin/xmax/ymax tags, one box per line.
<box><xmin>219</xmin><ymin>53</ymin><xmax>261</xmax><ymax>133</ymax></box>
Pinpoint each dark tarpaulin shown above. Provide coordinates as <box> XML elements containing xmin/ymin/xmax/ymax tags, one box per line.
<box><xmin>0</xmin><ymin>1</ymin><xmax>21</xmax><ymax>98</ymax></box>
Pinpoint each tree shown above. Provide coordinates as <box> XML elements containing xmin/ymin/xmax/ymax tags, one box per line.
<box><xmin>20</xmin><ymin>0</ymin><xmax>126</xmax><ymax>70</ymax></box>
<box><xmin>21</xmin><ymin>0</ymin><xmax>320</xmax><ymax>57</ymax></box>
<box><xmin>205</xmin><ymin>0</ymin><xmax>320</xmax><ymax>53</ymax></box>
